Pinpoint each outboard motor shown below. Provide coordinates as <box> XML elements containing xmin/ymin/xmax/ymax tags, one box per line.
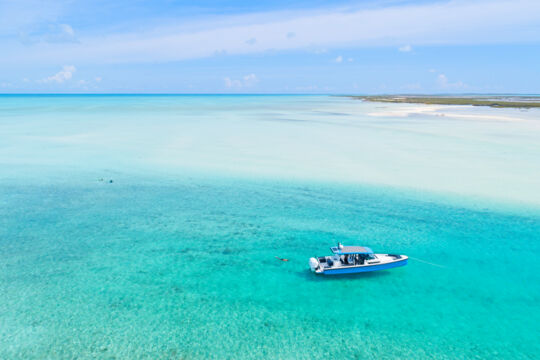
<box><xmin>309</xmin><ymin>257</ymin><xmax>319</xmax><ymax>271</ymax></box>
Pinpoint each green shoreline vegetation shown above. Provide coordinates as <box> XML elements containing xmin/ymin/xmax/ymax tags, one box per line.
<box><xmin>351</xmin><ymin>95</ymin><xmax>540</xmax><ymax>108</ymax></box>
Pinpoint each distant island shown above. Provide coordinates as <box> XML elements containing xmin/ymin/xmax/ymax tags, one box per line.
<box><xmin>351</xmin><ymin>95</ymin><xmax>540</xmax><ymax>108</ymax></box>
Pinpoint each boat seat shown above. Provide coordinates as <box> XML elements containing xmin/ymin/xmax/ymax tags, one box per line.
<box><xmin>327</xmin><ymin>258</ymin><xmax>334</xmax><ymax>267</ymax></box>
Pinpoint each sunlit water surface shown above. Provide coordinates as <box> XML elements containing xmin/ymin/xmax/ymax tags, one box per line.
<box><xmin>1</xmin><ymin>95</ymin><xmax>539</xmax><ymax>359</ymax></box>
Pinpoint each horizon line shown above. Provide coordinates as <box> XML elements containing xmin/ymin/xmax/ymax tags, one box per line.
<box><xmin>1</xmin><ymin>93</ymin><xmax>540</xmax><ymax>96</ymax></box>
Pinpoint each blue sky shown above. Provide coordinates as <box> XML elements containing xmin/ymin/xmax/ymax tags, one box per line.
<box><xmin>1</xmin><ymin>0</ymin><xmax>539</xmax><ymax>94</ymax></box>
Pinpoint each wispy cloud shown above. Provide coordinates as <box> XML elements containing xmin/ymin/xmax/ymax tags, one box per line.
<box><xmin>3</xmin><ymin>0</ymin><xmax>540</xmax><ymax>65</ymax></box>
<box><xmin>245</xmin><ymin>37</ymin><xmax>257</xmax><ymax>45</ymax></box>
<box><xmin>398</xmin><ymin>44</ymin><xmax>412</xmax><ymax>52</ymax></box>
<box><xmin>0</xmin><ymin>0</ymin><xmax>64</xmax><ymax>35</ymax></box>
<box><xmin>334</xmin><ymin>55</ymin><xmax>343</xmax><ymax>63</ymax></box>
<box><xmin>59</xmin><ymin>24</ymin><xmax>74</xmax><ymax>37</ymax></box>
<box><xmin>401</xmin><ymin>82</ymin><xmax>422</xmax><ymax>91</ymax></box>
<box><xmin>295</xmin><ymin>85</ymin><xmax>318</xmax><ymax>91</ymax></box>
<box><xmin>18</xmin><ymin>23</ymin><xmax>77</xmax><ymax>44</ymax></box>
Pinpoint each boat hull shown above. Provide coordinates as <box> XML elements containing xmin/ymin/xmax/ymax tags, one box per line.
<box><xmin>321</xmin><ymin>258</ymin><xmax>407</xmax><ymax>275</ymax></box>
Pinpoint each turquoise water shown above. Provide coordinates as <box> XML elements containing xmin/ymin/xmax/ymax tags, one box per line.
<box><xmin>1</xmin><ymin>95</ymin><xmax>540</xmax><ymax>359</ymax></box>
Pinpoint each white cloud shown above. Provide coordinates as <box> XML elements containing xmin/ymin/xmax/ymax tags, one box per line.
<box><xmin>41</xmin><ymin>65</ymin><xmax>76</xmax><ymax>83</ymax></box>
<box><xmin>437</xmin><ymin>73</ymin><xmax>467</xmax><ymax>89</ymax></box>
<box><xmin>347</xmin><ymin>58</ymin><xmax>354</xmax><ymax>62</ymax></box>
<box><xmin>245</xmin><ymin>37</ymin><xmax>256</xmax><ymax>45</ymax></box>
<box><xmin>224</xmin><ymin>73</ymin><xmax>258</xmax><ymax>88</ymax></box>
<box><xmin>295</xmin><ymin>85</ymin><xmax>318</xmax><ymax>91</ymax></box>
<box><xmin>59</xmin><ymin>24</ymin><xmax>74</xmax><ymax>37</ymax></box>
<box><xmin>335</xmin><ymin>55</ymin><xmax>343</xmax><ymax>63</ymax></box>
<box><xmin>4</xmin><ymin>0</ymin><xmax>540</xmax><ymax>64</ymax></box>
<box><xmin>428</xmin><ymin>69</ymin><xmax>437</xmax><ymax>73</ymax></box>
<box><xmin>242</xmin><ymin>73</ymin><xmax>258</xmax><ymax>86</ymax></box>
<box><xmin>224</xmin><ymin>77</ymin><xmax>241</xmax><ymax>88</ymax></box>
<box><xmin>95</xmin><ymin>77</ymin><xmax>102</xmax><ymax>82</ymax></box>
<box><xmin>399</xmin><ymin>44</ymin><xmax>412</xmax><ymax>52</ymax></box>
<box><xmin>75</xmin><ymin>76</ymin><xmax>103</xmax><ymax>89</ymax></box>
<box><xmin>437</xmin><ymin>74</ymin><xmax>448</xmax><ymax>87</ymax></box>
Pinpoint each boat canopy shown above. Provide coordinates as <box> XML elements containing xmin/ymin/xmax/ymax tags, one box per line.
<box><xmin>330</xmin><ymin>246</ymin><xmax>374</xmax><ymax>255</ymax></box>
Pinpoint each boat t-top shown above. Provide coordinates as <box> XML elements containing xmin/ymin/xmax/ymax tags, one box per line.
<box><xmin>309</xmin><ymin>243</ymin><xmax>407</xmax><ymax>275</ymax></box>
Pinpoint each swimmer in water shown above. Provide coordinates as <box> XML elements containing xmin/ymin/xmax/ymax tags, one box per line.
<box><xmin>275</xmin><ymin>256</ymin><xmax>289</xmax><ymax>262</ymax></box>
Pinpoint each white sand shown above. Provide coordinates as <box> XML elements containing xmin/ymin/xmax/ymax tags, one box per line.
<box><xmin>368</xmin><ymin>104</ymin><xmax>530</xmax><ymax>122</ymax></box>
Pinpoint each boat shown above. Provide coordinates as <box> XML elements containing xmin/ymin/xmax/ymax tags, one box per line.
<box><xmin>309</xmin><ymin>243</ymin><xmax>407</xmax><ymax>275</ymax></box>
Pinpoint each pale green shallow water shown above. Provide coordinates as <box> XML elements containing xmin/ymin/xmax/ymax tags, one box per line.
<box><xmin>1</xmin><ymin>95</ymin><xmax>540</xmax><ymax>359</ymax></box>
